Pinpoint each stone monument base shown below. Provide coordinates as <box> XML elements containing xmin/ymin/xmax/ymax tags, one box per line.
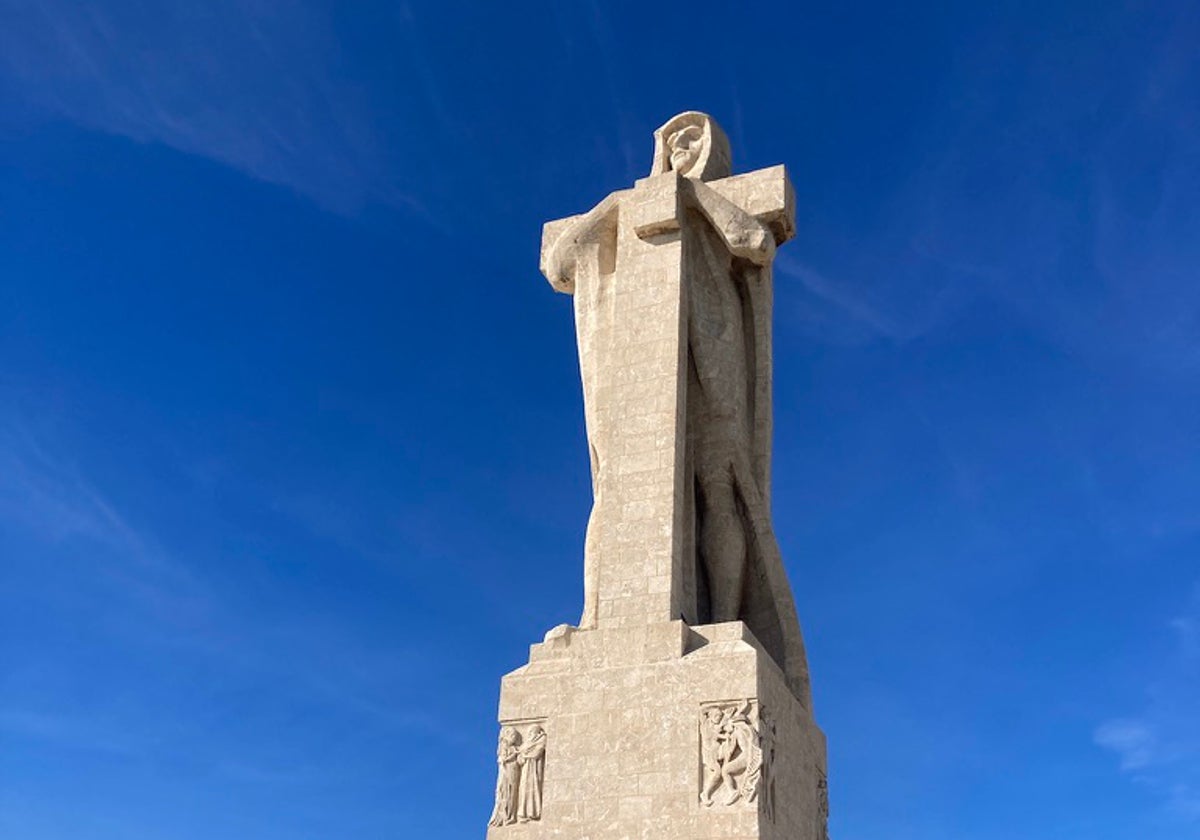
<box><xmin>488</xmin><ymin>620</ymin><xmax>827</xmax><ymax>840</ymax></box>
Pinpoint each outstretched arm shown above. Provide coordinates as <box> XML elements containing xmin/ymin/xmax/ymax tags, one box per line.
<box><xmin>541</xmin><ymin>193</ymin><xmax>621</xmax><ymax>292</ymax></box>
<box><xmin>685</xmin><ymin>179</ymin><xmax>775</xmax><ymax>266</ymax></box>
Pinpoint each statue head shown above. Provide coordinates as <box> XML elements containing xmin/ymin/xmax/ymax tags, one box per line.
<box><xmin>650</xmin><ymin>111</ymin><xmax>732</xmax><ymax>181</ymax></box>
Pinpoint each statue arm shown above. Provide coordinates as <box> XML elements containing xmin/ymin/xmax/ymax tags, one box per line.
<box><xmin>542</xmin><ymin>193</ymin><xmax>621</xmax><ymax>291</ymax></box>
<box><xmin>685</xmin><ymin>179</ymin><xmax>775</xmax><ymax>266</ymax></box>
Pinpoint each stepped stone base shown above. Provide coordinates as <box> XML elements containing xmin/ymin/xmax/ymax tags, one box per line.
<box><xmin>487</xmin><ymin>620</ymin><xmax>827</xmax><ymax>840</ymax></box>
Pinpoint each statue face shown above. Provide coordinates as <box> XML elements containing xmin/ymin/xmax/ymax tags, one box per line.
<box><xmin>667</xmin><ymin>126</ymin><xmax>704</xmax><ymax>176</ymax></box>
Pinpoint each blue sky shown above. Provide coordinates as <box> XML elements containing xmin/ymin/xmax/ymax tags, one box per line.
<box><xmin>1</xmin><ymin>1</ymin><xmax>1197</xmax><ymax>838</ymax></box>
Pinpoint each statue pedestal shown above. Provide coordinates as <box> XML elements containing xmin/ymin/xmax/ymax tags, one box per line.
<box><xmin>487</xmin><ymin>620</ymin><xmax>827</xmax><ymax>840</ymax></box>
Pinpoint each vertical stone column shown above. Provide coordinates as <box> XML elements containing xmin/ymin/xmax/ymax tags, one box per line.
<box><xmin>543</xmin><ymin>173</ymin><xmax>701</xmax><ymax>630</ymax></box>
<box><xmin>590</xmin><ymin>172</ymin><xmax>690</xmax><ymax>628</ymax></box>
<box><xmin>542</xmin><ymin>165</ymin><xmax>797</xmax><ymax>636</ymax></box>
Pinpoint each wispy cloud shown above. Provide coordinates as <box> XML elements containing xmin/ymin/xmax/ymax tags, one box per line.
<box><xmin>0</xmin><ymin>421</ymin><xmax>210</xmax><ymax>626</ymax></box>
<box><xmin>581</xmin><ymin>0</ymin><xmax>638</xmax><ymax>177</ymax></box>
<box><xmin>1095</xmin><ymin>718</ymin><xmax>1158</xmax><ymax>772</ymax></box>
<box><xmin>776</xmin><ymin>254</ymin><xmax>905</xmax><ymax>341</ymax></box>
<box><xmin>893</xmin><ymin>5</ymin><xmax>1200</xmax><ymax>381</ymax></box>
<box><xmin>1095</xmin><ymin>585</ymin><xmax>1200</xmax><ymax>820</ymax></box>
<box><xmin>0</xmin><ymin>418</ymin><xmax>445</xmax><ymax>739</ymax></box>
<box><xmin>774</xmin><ymin>251</ymin><xmax>964</xmax><ymax>346</ymax></box>
<box><xmin>0</xmin><ymin>1</ymin><xmax>395</xmax><ymax>213</ymax></box>
<box><xmin>214</xmin><ymin>759</ymin><xmax>331</xmax><ymax>786</ymax></box>
<box><xmin>0</xmin><ymin>708</ymin><xmax>143</xmax><ymax>757</ymax></box>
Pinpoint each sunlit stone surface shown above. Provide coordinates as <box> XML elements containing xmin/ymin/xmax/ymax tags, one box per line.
<box><xmin>487</xmin><ymin>112</ymin><xmax>828</xmax><ymax>840</ymax></box>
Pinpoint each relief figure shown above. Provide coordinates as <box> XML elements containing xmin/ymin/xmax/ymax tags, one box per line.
<box><xmin>698</xmin><ymin>700</ymin><xmax>765</xmax><ymax>808</ymax></box>
<box><xmin>489</xmin><ymin>723</ymin><xmax>546</xmax><ymax>828</ymax></box>
<box><xmin>516</xmin><ymin>724</ymin><xmax>547</xmax><ymax>822</ymax></box>
<box><xmin>488</xmin><ymin>727</ymin><xmax>522</xmax><ymax>827</ymax></box>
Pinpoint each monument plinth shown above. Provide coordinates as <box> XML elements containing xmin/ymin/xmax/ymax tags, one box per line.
<box><xmin>487</xmin><ymin>112</ymin><xmax>828</xmax><ymax>840</ymax></box>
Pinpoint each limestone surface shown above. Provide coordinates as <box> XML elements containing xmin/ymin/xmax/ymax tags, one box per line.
<box><xmin>488</xmin><ymin>111</ymin><xmax>828</xmax><ymax>840</ymax></box>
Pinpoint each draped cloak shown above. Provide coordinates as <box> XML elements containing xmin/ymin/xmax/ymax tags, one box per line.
<box><xmin>544</xmin><ymin>112</ymin><xmax>812</xmax><ymax>707</ymax></box>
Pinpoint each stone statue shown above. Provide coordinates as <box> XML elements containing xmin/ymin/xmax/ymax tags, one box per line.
<box><xmin>542</xmin><ymin>111</ymin><xmax>811</xmax><ymax>705</ymax></box>
<box><xmin>492</xmin><ymin>112</ymin><xmax>830</xmax><ymax>839</ymax></box>
<box><xmin>516</xmin><ymin>724</ymin><xmax>546</xmax><ymax>822</ymax></box>
<box><xmin>655</xmin><ymin>113</ymin><xmax>776</xmax><ymax>626</ymax></box>
<box><xmin>487</xmin><ymin>727</ymin><xmax>522</xmax><ymax>827</ymax></box>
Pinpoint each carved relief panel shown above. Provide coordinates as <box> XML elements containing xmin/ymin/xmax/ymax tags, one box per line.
<box><xmin>488</xmin><ymin>721</ymin><xmax>547</xmax><ymax>828</ymax></box>
<box><xmin>698</xmin><ymin>699</ymin><xmax>774</xmax><ymax>812</ymax></box>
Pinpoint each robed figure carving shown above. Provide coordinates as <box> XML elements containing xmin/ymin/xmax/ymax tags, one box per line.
<box><xmin>516</xmin><ymin>724</ymin><xmax>546</xmax><ymax>821</ymax></box>
<box><xmin>542</xmin><ymin>112</ymin><xmax>811</xmax><ymax>705</ymax></box>
<box><xmin>487</xmin><ymin>727</ymin><xmax>521</xmax><ymax>827</ymax></box>
<box><xmin>488</xmin><ymin>723</ymin><xmax>547</xmax><ymax>827</ymax></box>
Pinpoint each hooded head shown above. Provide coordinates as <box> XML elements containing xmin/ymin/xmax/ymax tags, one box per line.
<box><xmin>650</xmin><ymin>111</ymin><xmax>732</xmax><ymax>181</ymax></box>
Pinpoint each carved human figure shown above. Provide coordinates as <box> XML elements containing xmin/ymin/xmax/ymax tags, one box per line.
<box><xmin>542</xmin><ymin>112</ymin><xmax>813</xmax><ymax>708</ymax></box>
<box><xmin>699</xmin><ymin>706</ymin><xmax>726</xmax><ymax>806</ymax></box>
<box><xmin>487</xmin><ymin>727</ymin><xmax>522</xmax><ymax>827</ymax></box>
<box><xmin>666</xmin><ymin>122</ymin><xmax>705</xmax><ymax>175</ymax></box>
<box><xmin>545</xmin><ymin>112</ymin><xmax>772</xmax><ymax>624</ymax></box>
<box><xmin>516</xmin><ymin>724</ymin><xmax>547</xmax><ymax>822</ymax></box>
<box><xmin>717</xmin><ymin>701</ymin><xmax>760</xmax><ymax>805</ymax></box>
<box><xmin>734</xmin><ymin>702</ymin><xmax>764</xmax><ymax>802</ymax></box>
<box><xmin>662</xmin><ymin>116</ymin><xmax>776</xmax><ymax>624</ymax></box>
<box><xmin>699</xmin><ymin>700</ymin><xmax>765</xmax><ymax>807</ymax></box>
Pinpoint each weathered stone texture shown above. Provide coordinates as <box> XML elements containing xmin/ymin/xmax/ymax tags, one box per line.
<box><xmin>488</xmin><ymin>111</ymin><xmax>829</xmax><ymax>839</ymax></box>
<box><xmin>489</xmin><ymin>621</ymin><xmax>825</xmax><ymax>840</ymax></box>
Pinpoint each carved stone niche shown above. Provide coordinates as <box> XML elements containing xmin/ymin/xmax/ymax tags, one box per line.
<box><xmin>698</xmin><ymin>699</ymin><xmax>774</xmax><ymax>813</ymax></box>
<box><xmin>487</xmin><ymin>720</ymin><xmax>548</xmax><ymax>828</ymax></box>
